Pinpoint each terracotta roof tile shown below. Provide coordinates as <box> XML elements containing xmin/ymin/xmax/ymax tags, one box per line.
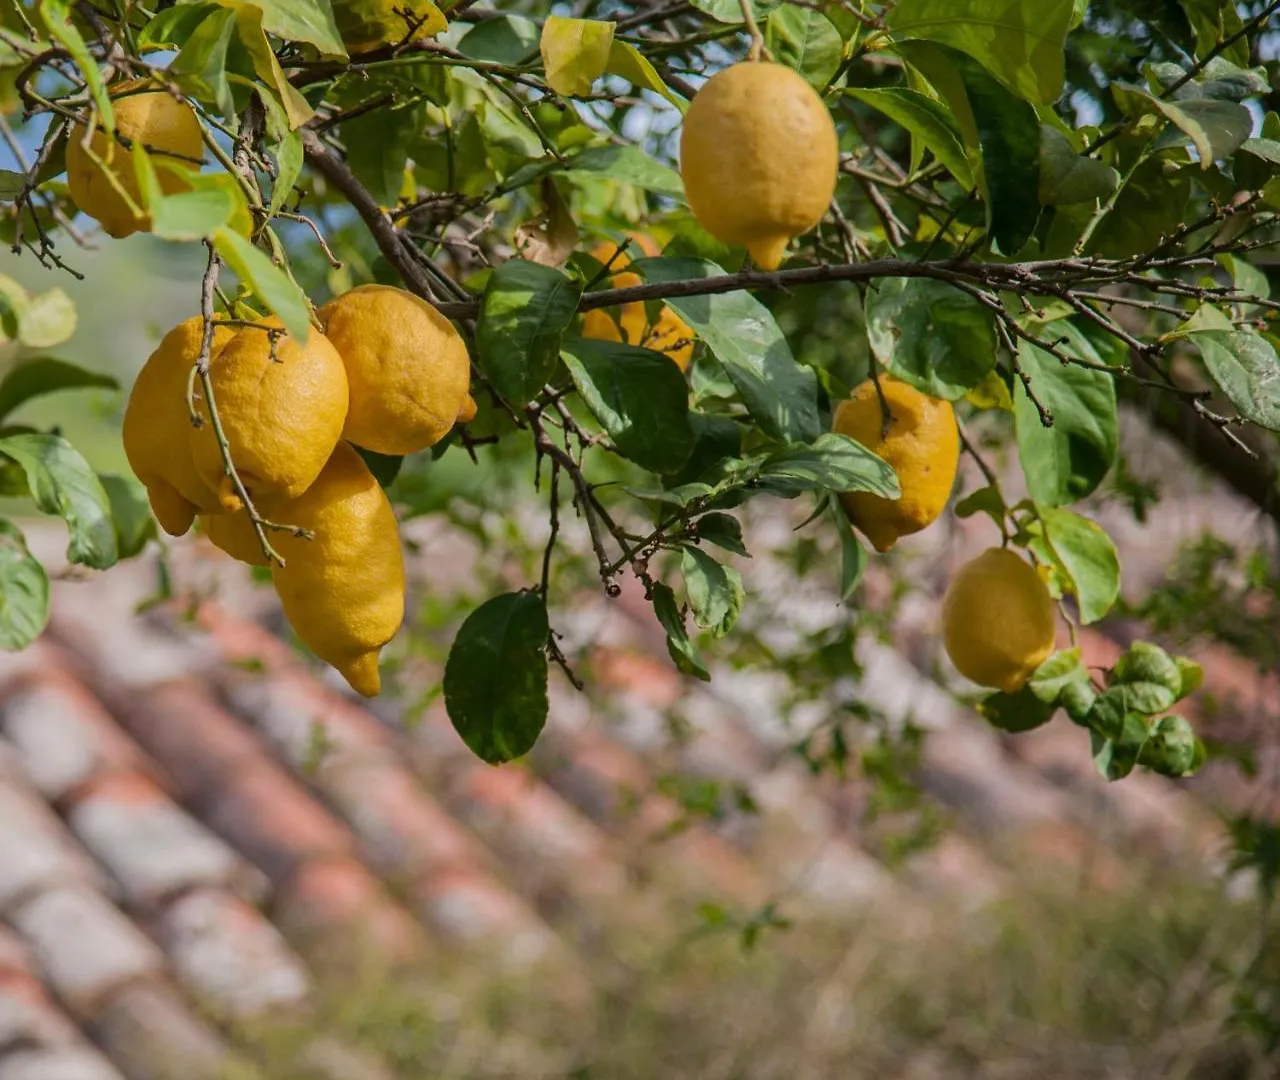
<box><xmin>0</xmin><ymin>780</ymin><xmax>104</xmax><ymax>915</ymax></box>
<box><xmin>89</xmin><ymin>979</ymin><xmax>233</xmax><ymax>1080</ymax></box>
<box><xmin>1</xmin><ymin>1046</ymin><xmax>129</xmax><ymax>1080</ymax></box>
<box><xmin>9</xmin><ymin>886</ymin><xmax>164</xmax><ymax>1016</ymax></box>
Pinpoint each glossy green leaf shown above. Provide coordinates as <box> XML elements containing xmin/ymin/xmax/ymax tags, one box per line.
<box><xmin>1111</xmin><ymin>640</ymin><xmax>1181</xmax><ymax>714</ymax></box>
<box><xmin>694</xmin><ymin>512</ymin><xmax>747</xmax><ymax>556</ymax></box>
<box><xmin>1088</xmin><ymin>151</ymin><xmax>1190</xmax><ymax>257</ymax></box>
<box><xmin>268</xmin><ymin>129</ymin><xmax>304</xmax><ymax>216</ymax></box>
<box><xmin>457</xmin><ymin>14</ymin><xmax>539</xmax><ymax>63</ymax></box>
<box><xmin>213</xmin><ymin>227</ymin><xmax>312</xmax><ymax>342</ymax></box>
<box><xmin>688</xmin><ymin>0</ymin><xmax>781</xmax><ymax>23</ymax></box>
<box><xmin>477</xmin><ymin>260</ymin><xmax>581</xmax><ymax>404</ymax></box>
<box><xmin>1034</xmin><ymin>506</ymin><xmax>1120</xmax><ymax>624</ymax></box>
<box><xmin>1116</xmin><ymin>83</ymin><xmax>1252</xmax><ymax>166</ymax></box>
<box><xmin>150</xmin><ymin>188</ymin><xmax>236</xmax><ymax>241</ymax></box>
<box><xmin>561</xmin><ymin>338</ymin><xmax>695</xmax><ymax>474</ymax></box>
<box><xmin>607</xmin><ymin>40</ymin><xmax>684</xmax><ymax>108</ymax></box>
<box><xmin>354</xmin><ymin>447</ymin><xmax>403</xmax><ymax>489</ymax></box>
<box><xmin>634</xmin><ymin>257</ymin><xmax>819</xmax><ymax>443</ymax></box>
<box><xmin>0</xmin><ymin>519</ymin><xmax>49</xmax><ymax>650</ymax></box>
<box><xmin>99</xmin><ymin>474</ymin><xmax>157</xmax><ymax>560</ymax></box>
<box><xmin>888</xmin><ymin>0</ymin><xmax>1074</xmax><ymax>104</ymax></box>
<box><xmin>237</xmin><ymin>0</ymin><xmax>346</xmax><ymax>57</ymax></box>
<box><xmin>1139</xmin><ymin>715</ymin><xmax>1201</xmax><ymax>777</ymax></box>
<box><xmin>40</xmin><ymin>2</ymin><xmax>112</xmax><ymax>131</ymax></box>
<box><xmin>168</xmin><ymin>5</ymin><xmax>239</xmax><ymax>120</ymax></box>
<box><xmin>681</xmin><ymin>545</ymin><xmax>744</xmax><ymax>637</ymax></box>
<box><xmin>844</xmin><ymin>86</ymin><xmax>973</xmax><ymax>188</ymax></box>
<box><xmin>977</xmin><ymin>685</ymin><xmax>1058</xmax><ymax>732</ymax></box>
<box><xmin>1038</xmin><ymin>125</ymin><xmax>1118</xmax><ymax>204</ymax></box>
<box><xmin>1175</xmin><ymin>655</ymin><xmax>1204</xmax><ymax>699</ymax></box>
<box><xmin>754</xmin><ymin>433</ymin><xmax>900</xmax><ymax>499</ymax></box>
<box><xmin>652</xmin><ymin>580</ymin><xmax>710</xmax><ymax>680</ymax></box>
<box><xmin>540</xmin><ymin>15</ymin><xmax>614</xmax><ymax>97</ymax></box>
<box><xmin>0</xmin><ymin>358</ymin><xmax>118</xmax><ymax>422</ymax></box>
<box><xmin>765</xmin><ymin>4</ymin><xmax>842</xmax><ymax>89</ymax></box>
<box><xmin>1014</xmin><ymin>329</ymin><xmax>1118</xmax><ymax>505</ymax></box>
<box><xmin>1091</xmin><ymin>712</ymin><xmax>1150</xmax><ymax>781</ymax></box>
<box><xmin>830</xmin><ymin>497</ymin><xmax>867</xmax><ymax>600</ymax></box>
<box><xmin>0</xmin><ymin>170</ymin><xmax>26</xmax><ymax>199</ymax></box>
<box><xmin>953</xmin><ymin>484</ymin><xmax>1006</xmax><ymax>526</ymax></box>
<box><xmin>0</xmin><ymin>433</ymin><xmax>117</xmax><ymax>569</ymax></box>
<box><xmin>568</xmin><ymin>145</ymin><xmax>684</xmax><ymax>198</ymax></box>
<box><xmin>341</xmin><ymin>103</ymin><xmax>425</xmax><ymax>208</ymax></box>
<box><xmin>865</xmin><ymin>277</ymin><xmax>998</xmax><ymax>400</ymax></box>
<box><xmin>1027</xmin><ymin>646</ymin><xmax>1091</xmax><ymax>704</ymax></box>
<box><xmin>1180</xmin><ymin>323</ymin><xmax>1280</xmax><ymax>432</ymax></box>
<box><xmin>443</xmin><ymin>590</ymin><xmax>549</xmax><ymax>764</ymax></box>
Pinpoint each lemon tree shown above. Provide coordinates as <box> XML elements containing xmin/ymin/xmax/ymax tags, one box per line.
<box><xmin>0</xmin><ymin>0</ymin><xmax>1276</xmax><ymax>790</ymax></box>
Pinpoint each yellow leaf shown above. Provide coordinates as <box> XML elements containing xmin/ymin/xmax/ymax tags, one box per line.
<box><xmin>514</xmin><ymin>176</ymin><xmax>579</xmax><ymax>268</ymax></box>
<box><xmin>230</xmin><ymin>5</ymin><xmax>315</xmax><ymax>128</ymax></box>
<box><xmin>605</xmin><ymin>39</ymin><xmax>685</xmax><ymax>110</ymax></box>
<box><xmin>540</xmin><ymin>16</ymin><xmax>614</xmax><ymax>98</ymax></box>
<box><xmin>333</xmin><ymin>0</ymin><xmax>447</xmax><ymax>54</ymax></box>
<box><xmin>964</xmin><ymin>370</ymin><xmax>1014</xmax><ymax>411</ymax></box>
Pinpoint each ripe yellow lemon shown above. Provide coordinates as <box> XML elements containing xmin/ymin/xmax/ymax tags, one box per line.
<box><xmin>581</xmin><ymin>238</ymin><xmax>695</xmax><ymax>370</ymax></box>
<box><xmin>832</xmin><ymin>376</ymin><xmax>958</xmax><ymax>552</ymax></box>
<box><xmin>190</xmin><ymin>317</ymin><xmax>349</xmax><ymax>511</ymax></box>
<box><xmin>942</xmin><ymin>548</ymin><xmax>1057</xmax><ymax>694</ymax></box>
<box><xmin>269</xmin><ymin>442</ymin><xmax>405</xmax><ymax>697</ymax></box>
<box><xmin>123</xmin><ymin>316</ymin><xmax>234</xmax><ymax>537</ymax></box>
<box><xmin>680</xmin><ymin>62</ymin><xmax>838</xmax><ymax>270</ymax></box>
<box><xmin>319</xmin><ymin>285</ymin><xmax>474</xmax><ymax>455</ymax></box>
<box><xmin>67</xmin><ymin>82</ymin><xmax>204</xmax><ymax>239</ymax></box>
<box><xmin>199</xmin><ymin>509</ymin><xmax>269</xmax><ymax>567</ymax></box>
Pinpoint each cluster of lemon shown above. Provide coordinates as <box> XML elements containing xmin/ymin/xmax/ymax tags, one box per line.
<box><xmin>123</xmin><ymin>286</ymin><xmax>474</xmax><ymax>697</ymax></box>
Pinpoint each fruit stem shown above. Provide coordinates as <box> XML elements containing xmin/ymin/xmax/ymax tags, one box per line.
<box><xmin>737</xmin><ymin>0</ymin><xmax>771</xmax><ymax>62</ymax></box>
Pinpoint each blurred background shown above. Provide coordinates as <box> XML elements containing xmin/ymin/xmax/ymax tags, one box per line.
<box><xmin>0</xmin><ymin>223</ymin><xmax>1278</xmax><ymax>1080</ymax></box>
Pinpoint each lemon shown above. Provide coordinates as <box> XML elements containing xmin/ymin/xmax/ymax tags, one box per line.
<box><xmin>832</xmin><ymin>376</ymin><xmax>958</xmax><ymax>552</ymax></box>
<box><xmin>190</xmin><ymin>317</ymin><xmax>349</xmax><ymax>511</ymax></box>
<box><xmin>942</xmin><ymin>548</ymin><xmax>1057</xmax><ymax>694</ymax></box>
<box><xmin>581</xmin><ymin>237</ymin><xmax>695</xmax><ymax>371</ymax></box>
<box><xmin>200</xmin><ymin>509</ymin><xmax>269</xmax><ymax>567</ymax></box>
<box><xmin>67</xmin><ymin>81</ymin><xmax>204</xmax><ymax>239</ymax></box>
<box><xmin>319</xmin><ymin>285</ymin><xmax>474</xmax><ymax>455</ymax></box>
<box><xmin>680</xmin><ymin>62</ymin><xmax>838</xmax><ymax>270</ymax></box>
<box><xmin>123</xmin><ymin>316</ymin><xmax>235</xmax><ymax>536</ymax></box>
<box><xmin>269</xmin><ymin>442</ymin><xmax>405</xmax><ymax>697</ymax></box>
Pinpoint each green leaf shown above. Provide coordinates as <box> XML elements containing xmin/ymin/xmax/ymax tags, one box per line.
<box><xmin>1059</xmin><ymin>678</ymin><xmax>1097</xmax><ymax>723</ymax></box>
<box><xmin>978</xmin><ymin>685</ymin><xmax>1058</xmax><ymax>732</ymax></box>
<box><xmin>168</xmin><ymin>5</ymin><xmax>239</xmax><ymax>120</ymax></box>
<box><xmin>844</xmin><ymin>86</ymin><xmax>973</xmax><ymax>188</ymax></box>
<box><xmin>0</xmin><ymin>169</ymin><xmax>26</xmax><ymax>199</ymax></box>
<box><xmin>1091</xmin><ymin>712</ymin><xmax>1150</xmax><ymax>781</ymax></box>
<box><xmin>149</xmin><ymin>188</ymin><xmax>235</xmax><ymax>241</ymax></box>
<box><xmin>0</xmin><ymin>433</ymin><xmax>117</xmax><ymax>569</ymax></box>
<box><xmin>18</xmin><ymin>287</ymin><xmax>76</xmax><ymax>350</ymax></box>
<box><xmin>1027</xmin><ymin>646</ymin><xmax>1089</xmax><ymax>704</ymax></box>
<box><xmin>606</xmin><ymin>40</ymin><xmax>684</xmax><ymax>108</ymax></box>
<box><xmin>1174</xmin><ymin>655</ymin><xmax>1204</xmax><ymax>699</ymax></box>
<box><xmin>953</xmin><ymin>484</ymin><xmax>1006</xmax><ymax>526</ymax></box>
<box><xmin>341</xmin><ymin>103</ymin><xmax>425</xmax><ymax>208</ymax></box>
<box><xmin>1116</xmin><ymin>84</ymin><xmax>1252</xmax><ymax>166</ymax></box>
<box><xmin>688</xmin><ymin>0</ymin><xmax>781</xmax><ymax>23</ymax></box>
<box><xmin>694</xmin><ymin>512</ymin><xmax>747</xmax><ymax>557</ymax></box>
<box><xmin>765</xmin><ymin>4</ymin><xmax>842</xmax><ymax>89</ymax></box>
<box><xmin>99</xmin><ymin>474</ymin><xmax>157</xmax><ymax>560</ymax></box>
<box><xmin>40</xmin><ymin>2</ymin><xmax>112</xmax><ymax>132</ymax></box>
<box><xmin>888</xmin><ymin>0</ymin><xmax>1075</xmax><ymax>104</ymax></box>
<box><xmin>1112</xmin><ymin>641</ymin><xmax>1181</xmax><ymax>714</ymax></box>
<box><xmin>756</xmin><ymin>433</ymin><xmax>900</xmax><ymax>499</ymax></box>
<box><xmin>268</xmin><ymin>129</ymin><xmax>304</xmax><ymax>216</ymax></box>
<box><xmin>236</xmin><ymin>0</ymin><xmax>346</xmax><ymax>58</ymax></box>
<box><xmin>568</xmin><ymin>145</ymin><xmax>684</xmax><ymax>199</ymax></box>
<box><xmin>0</xmin><ymin>519</ymin><xmax>49</xmax><ymax>650</ymax></box>
<box><xmin>1038</xmin><ymin>125</ymin><xmax>1119</xmax><ymax>204</ymax></box>
<box><xmin>1088</xmin><ymin>151</ymin><xmax>1190</xmax><ymax>258</ymax></box>
<box><xmin>231</xmin><ymin>5</ymin><xmax>314</xmax><ymax>127</ymax></box>
<box><xmin>1180</xmin><ymin>324</ymin><xmax>1280</xmax><ymax>432</ymax></box>
<box><xmin>354</xmin><ymin>446</ymin><xmax>403</xmax><ymax>489</ymax></box>
<box><xmin>681</xmin><ymin>546</ymin><xmax>744</xmax><ymax>637</ymax></box>
<box><xmin>865</xmin><ymin>277</ymin><xmax>998</xmax><ymax>400</ymax></box>
<box><xmin>634</xmin><ymin>257</ymin><xmax>819</xmax><ymax>443</ymax></box>
<box><xmin>1014</xmin><ymin>327</ymin><xmax>1118</xmax><ymax>505</ymax></box>
<box><xmin>1139</xmin><ymin>715</ymin><xmax>1201</xmax><ymax>777</ymax></box>
<box><xmin>561</xmin><ymin>338</ymin><xmax>695</xmax><ymax>474</ymax></box>
<box><xmin>1033</xmin><ymin>506</ymin><xmax>1120</xmax><ymax>624</ymax></box>
<box><xmin>457</xmin><ymin>14</ymin><xmax>539</xmax><ymax>64</ymax></box>
<box><xmin>651</xmin><ymin>581</ymin><xmax>710</xmax><ymax>680</ymax></box>
<box><xmin>540</xmin><ymin>15</ymin><xmax>614</xmax><ymax>97</ymax></box>
<box><xmin>0</xmin><ymin>358</ymin><xmax>117</xmax><ymax>422</ymax></box>
<box><xmin>830</xmin><ymin>497</ymin><xmax>867</xmax><ymax>600</ymax></box>
<box><xmin>477</xmin><ymin>260</ymin><xmax>582</xmax><ymax>404</ymax></box>
<box><xmin>212</xmin><ymin>227</ymin><xmax>312</xmax><ymax>342</ymax></box>
<box><xmin>443</xmin><ymin>590</ymin><xmax>549</xmax><ymax>764</ymax></box>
